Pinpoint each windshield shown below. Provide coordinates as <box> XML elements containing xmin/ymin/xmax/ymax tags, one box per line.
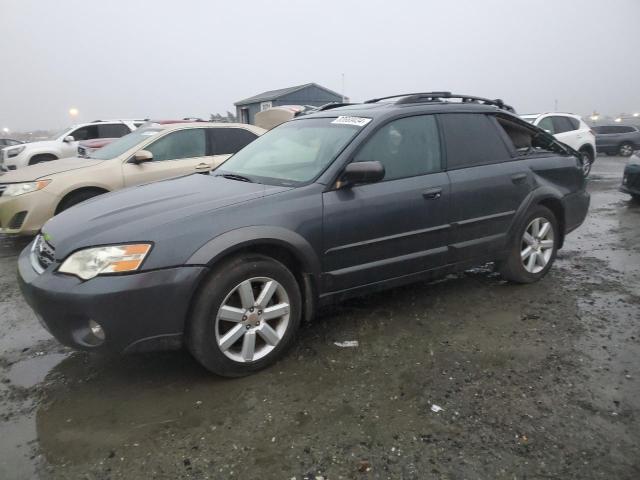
<box><xmin>217</xmin><ymin>118</ymin><xmax>362</xmax><ymax>185</ymax></box>
<box><xmin>89</xmin><ymin>128</ymin><xmax>162</xmax><ymax>160</ymax></box>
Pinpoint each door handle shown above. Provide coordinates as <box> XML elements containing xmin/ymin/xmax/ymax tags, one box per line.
<box><xmin>195</xmin><ymin>163</ymin><xmax>210</xmax><ymax>170</ymax></box>
<box><xmin>511</xmin><ymin>173</ymin><xmax>527</xmax><ymax>183</ymax></box>
<box><xmin>422</xmin><ymin>187</ymin><xmax>442</xmax><ymax>199</ymax></box>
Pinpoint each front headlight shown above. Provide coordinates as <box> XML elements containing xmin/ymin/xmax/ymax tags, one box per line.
<box><xmin>4</xmin><ymin>180</ymin><xmax>51</xmax><ymax>197</ymax></box>
<box><xmin>6</xmin><ymin>146</ymin><xmax>26</xmax><ymax>158</ymax></box>
<box><xmin>58</xmin><ymin>244</ymin><xmax>152</xmax><ymax>280</ymax></box>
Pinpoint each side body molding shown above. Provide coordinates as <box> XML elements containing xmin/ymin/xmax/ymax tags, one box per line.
<box><xmin>185</xmin><ymin>226</ymin><xmax>322</xmax><ymax>277</ymax></box>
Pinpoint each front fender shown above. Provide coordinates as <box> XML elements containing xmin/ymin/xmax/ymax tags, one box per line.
<box><xmin>186</xmin><ymin>226</ymin><xmax>322</xmax><ymax>277</ymax></box>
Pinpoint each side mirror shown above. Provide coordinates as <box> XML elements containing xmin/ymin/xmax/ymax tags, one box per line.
<box><xmin>63</xmin><ymin>135</ymin><xmax>75</xmax><ymax>143</ymax></box>
<box><xmin>132</xmin><ymin>150</ymin><xmax>153</xmax><ymax>164</ymax></box>
<box><xmin>339</xmin><ymin>161</ymin><xmax>385</xmax><ymax>188</ymax></box>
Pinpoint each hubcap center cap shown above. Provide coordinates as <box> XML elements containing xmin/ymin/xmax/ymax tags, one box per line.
<box><xmin>246</xmin><ymin>311</ymin><xmax>259</xmax><ymax>325</ymax></box>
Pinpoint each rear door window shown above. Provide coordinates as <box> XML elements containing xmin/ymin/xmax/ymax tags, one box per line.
<box><xmin>353</xmin><ymin>115</ymin><xmax>441</xmax><ymax>180</ymax></box>
<box><xmin>209</xmin><ymin>128</ymin><xmax>258</xmax><ymax>155</ymax></box>
<box><xmin>537</xmin><ymin>117</ymin><xmax>555</xmax><ymax>134</ymax></box>
<box><xmin>145</xmin><ymin>128</ymin><xmax>206</xmax><ymax>161</ymax></box>
<box><xmin>439</xmin><ymin>114</ymin><xmax>511</xmax><ymax>169</ymax></box>
<box><xmin>98</xmin><ymin>123</ymin><xmax>131</xmax><ymax>138</ymax></box>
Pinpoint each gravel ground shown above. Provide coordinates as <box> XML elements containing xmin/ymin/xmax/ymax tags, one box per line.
<box><xmin>0</xmin><ymin>156</ymin><xmax>638</xmax><ymax>479</ymax></box>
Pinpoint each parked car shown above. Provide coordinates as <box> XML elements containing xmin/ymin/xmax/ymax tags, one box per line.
<box><xmin>521</xmin><ymin>113</ymin><xmax>596</xmax><ymax>172</ymax></box>
<box><xmin>0</xmin><ymin>138</ymin><xmax>24</xmax><ymax>148</ymax></box>
<box><xmin>0</xmin><ymin>122</ymin><xmax>264</xmax><ymax>234</ymax></box>
<box><xmin>620</xmin><ymin>155</ymin><xmax>640</xmax><ymax>200</ymax></box>
<box><xmin>592</xmin><ymin>125</ymin><xmax>640</xmax><ymax>157</ymax></box>
<box><xmin>77</xmin><ymin>137</ymin><xmax>117</xmax><ymax>158</ymax></box>
<box><xmin>17</xmin><ymin>92</ymin><xmax>589</xmax><ymax>377</ymax></box>
<box><xmin>0</xmin><ymin>120</ymin><xmax>146</xmax><ymax>170</ymax></box>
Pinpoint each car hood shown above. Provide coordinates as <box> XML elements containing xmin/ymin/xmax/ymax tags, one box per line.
<box><xmin>43</xmin><ymin>174</ymin><xmax>293</xmax><ymax>262</ymax></box>
<box><xmin>0</xmin><ymin>157</ymin><xmax>104</xmax><ymax>182</ymax></box>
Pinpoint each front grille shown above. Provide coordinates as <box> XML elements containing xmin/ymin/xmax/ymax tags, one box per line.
<box><xmin>32</xmin><ymin>234</ymin><xmax>56</xmax><ymax>272</ymax></box>
<box><xmin>8</xmin><ymin>211</ymin><xmax>27</xmax><ymax>229</ymax></box>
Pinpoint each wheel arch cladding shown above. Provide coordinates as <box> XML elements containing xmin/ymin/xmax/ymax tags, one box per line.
<box><xmin>537</xmin><ymin>197</ymin><xmax>565</xmax><ymax>248</ymax></box>
<box><xmin>185</xmin><ymin>226</ymin><xmax>321</xmax><ymax>322</ymax></box>
<box><xmin>509</xmin><ymin>188</ymin><xmax>566</xmax><ymax>250</ymax></box>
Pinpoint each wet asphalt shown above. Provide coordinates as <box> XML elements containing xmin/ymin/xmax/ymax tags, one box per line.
<box><xmin>0</xmin><ymin>156</ymin><xmax>638</xmax><ymax>479</ymax></box>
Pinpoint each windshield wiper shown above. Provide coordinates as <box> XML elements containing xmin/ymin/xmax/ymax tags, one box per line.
<box><xmin>216</xmin><ymin>173</ymin><xmax>253</xmax><ymax>183</ymax></box>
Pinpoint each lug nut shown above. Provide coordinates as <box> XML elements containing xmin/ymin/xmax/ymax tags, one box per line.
<box><xmin>250</xmin><ymin>307</ymin><xmax>254</xmax><ymax>312</ymax></box>
<box><xmin>258</xmin><ymin>310</ymin><xmax>263</xmax><ymax>315</ymax></box>
<box><xmin>245</xmin><ymin>325</ymin><xmax>250</xmax><ymax>329</ymax></box>
<box><xmin>242</xmin><ymin>315</ymin><xmax>247</xmax><ymax>321</ymax></box>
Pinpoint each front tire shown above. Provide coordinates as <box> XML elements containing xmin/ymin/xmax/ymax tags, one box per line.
<box><xmin>56</xmin><ymin>189</ymin><xmax>105</xmax><ymax>214</ymax></box>
<box><xmin>499</xmin><ymin>205</ymin><xmax>559</xmax><ymax>284</ymax></box>
<box><xmin>187</xmin><ymin>254</ymin><xmax>302</xmax><ymax>377</ymax></box>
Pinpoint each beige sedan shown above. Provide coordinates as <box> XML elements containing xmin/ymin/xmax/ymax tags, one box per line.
<box><xmin>0</xmin><ymin>122</ymin><xmax>264</xmax><ymax>235</ymax></box>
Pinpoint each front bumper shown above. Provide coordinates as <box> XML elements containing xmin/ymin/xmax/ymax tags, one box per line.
<box><xmin>0</xmin><ymin>188</ymin><xmax>58</xmax><ymax>235</ymax></box>
<box><xmin>18</xmin><ymin>243</ymin><xmax>207</xmax><ymax>353</ymax></box>
<box><xmin>620</xmin><ymin>164</ymin><xmax>640</xmax><ymax>196</ymax></box>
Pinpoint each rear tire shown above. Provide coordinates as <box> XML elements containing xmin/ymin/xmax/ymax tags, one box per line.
<box><xmin>56</xmin><ymin>189</ymin><xmax>105</xmax><ymax>214</ymax></box>
<box><xmin>499</xmin><ymin>205</ymin><xmax>559</xmax><ymax>284</ymax></box>
<box><xmin>187</xmin><ymin>254</ymin><xmax>302</xmax><ymax>377</ymax></box>
<box><xmin>28</xmin><ymin>154</ymin><xmax>57</xmax><ymax>165</ymax></box>
<box><xmin>579</xmin><ymin>147</ymin><xmax>594</xmax><ymax>176</ymax></box>
<box><xmin>619</xmin><ymin>143</ymin><xmax>634</xmax><ymax>157</ymax></box>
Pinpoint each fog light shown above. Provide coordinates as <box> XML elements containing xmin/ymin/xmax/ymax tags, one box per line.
<box><xmin>89</xmin><ymin>320</ymin><xmax>105</xmax><ymax>342</ymax></box>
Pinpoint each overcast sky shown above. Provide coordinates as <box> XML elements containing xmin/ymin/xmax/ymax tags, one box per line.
<box><xmin>1</xmin><ymin>0</ymin><xmax>639</xmax><ymax>131</ymax></box>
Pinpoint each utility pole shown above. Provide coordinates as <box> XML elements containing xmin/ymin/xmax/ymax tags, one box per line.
<box><xmin>554</xmin><ymin>99</ymin><xmax>558</xmax><ymax>111</ymax></box>
<box><xmin>341</xmin><ymin>73</ymin><xmax>346</xmax><ymax>102</ymax></box>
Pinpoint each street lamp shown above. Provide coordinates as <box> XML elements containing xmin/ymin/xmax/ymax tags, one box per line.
<box><xmin>633</xmin><ymin>112</ymin><xmax>640</xmax><ymax>118</ymax></box>
<box><xmin>614</xmin><ymin>117</ymin><xmax>622</xmax><ymax>123</ymax></box>
<box><xmin>69</xmin><ymin>107</ymin><xmax>79</xmax><ymax>118</ymax></box>
<box><xmin>2</xmin><ymin>127</ymin><xmax>9</xmax><ymax>134</ymax></box>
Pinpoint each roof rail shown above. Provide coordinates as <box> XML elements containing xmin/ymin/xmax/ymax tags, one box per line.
<box><xmin>364</xmin><ymin>92</ymin><xmax>452</xmax><ymax>104</ymax></box>
<box><xmin>365</xmin><ymin>92</ymin><xmax>515</xmax><ymax>113</ymax></box>
<box><xmin>316</xmin><ymin>102</ymin><xmax>355</xmax><ymax>111</ymax></box>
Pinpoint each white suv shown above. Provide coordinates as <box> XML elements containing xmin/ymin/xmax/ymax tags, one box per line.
<box><xmin>0</xmin><ymin>120</ymin><xmax>145</xmax><ymax>170</ymax></box>
<box><xmin>521</xmin><ymin>113</ymin><xmax>596</xmax><ymax>169</ymax></box>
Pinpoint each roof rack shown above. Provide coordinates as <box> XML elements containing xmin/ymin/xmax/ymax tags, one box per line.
<box><xmin>364</xmin><ymin>92</ymin><xmax>515</xmax><ymax>113</ymax></box>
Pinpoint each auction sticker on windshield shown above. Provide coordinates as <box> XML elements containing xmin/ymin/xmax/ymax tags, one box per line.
<box><xmin>331</xmin><ymin>116</ymin><xmax>372</xmax><ymax>127</ymax></box>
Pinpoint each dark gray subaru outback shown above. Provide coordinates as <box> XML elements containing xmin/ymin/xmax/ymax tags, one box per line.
<box><xmin>18</xmin><ymin>92</ymin><xmax>590</xmax><ymax>377</ymax></box>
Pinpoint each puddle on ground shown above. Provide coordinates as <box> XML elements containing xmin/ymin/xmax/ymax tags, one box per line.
<box><xmin>7</xmin><ymin>353</ymin><xmax>68</xmax><ymax>389</ymax></box>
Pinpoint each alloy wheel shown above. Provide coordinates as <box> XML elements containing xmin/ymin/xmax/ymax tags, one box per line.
<box><xmin>581</xmin><ymin>152</ymin><xmax>592</xmax><ymax>176</ymax></box>
<box><xmin>620</xmin><ymin>144</ymin><xmax>633</xmax><ymax>156</ymax></box>
<box><xmin>215</xmin><ymin>277</ymin><xmax>290</xmax><ymax>363</ymax></box>
<box><xmin>521</xmin><ymin>217</ymin><xmax>554</xmax><ymax>274</ymax></box>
